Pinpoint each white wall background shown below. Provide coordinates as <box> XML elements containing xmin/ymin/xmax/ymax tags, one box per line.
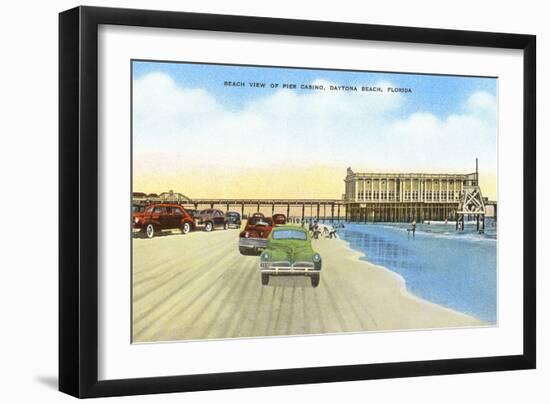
<box><xmin>0</xmin><ymin>0</ymin><xmax>546</xmax><ymax>402</ymax></box>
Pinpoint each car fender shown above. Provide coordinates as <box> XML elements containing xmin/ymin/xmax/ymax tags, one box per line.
<box><xmin>181</xmin><ymin>219</ymin><xmax>195</xmax><ymax>229</ymax></box>
<box><xmin>142</xmin><ymin>220</ymin><xmax>161</xmax><ymax>230</ymax></box>
<box><xmin>314</xmin><ymin>259</ymin><xmax>322</xmax><ymax>271</ymax></box>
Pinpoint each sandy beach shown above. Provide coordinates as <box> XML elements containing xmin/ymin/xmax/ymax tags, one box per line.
<box><xmin>132</xmin><ymin>228</ymin><xmax>484</xmax><ymax>343</ymax></box>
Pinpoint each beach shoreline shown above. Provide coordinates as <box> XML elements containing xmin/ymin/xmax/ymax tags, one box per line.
<box><xmin>333</xmin><ymin>235</ymin><xmax>487</xmax><ymax>324</ymax></box>
<box><xmin>132</xmin><ymin>228</ymin><xmax>484</xmax><ymax>343</ymax></box>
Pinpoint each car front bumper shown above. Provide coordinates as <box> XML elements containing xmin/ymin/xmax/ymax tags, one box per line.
<box><xmin>239</xmin><ymin>237</ymin><xmax>268</xmax><ymax>250</ymax></box>
<box><xmin>260</xmin><ymin>261</ymin><xmax>321</xmax><ymax>275</ymax></box>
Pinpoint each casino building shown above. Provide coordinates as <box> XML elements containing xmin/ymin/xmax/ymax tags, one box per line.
<box><xmin>343</xmin><ymin>161</ymin><xmax>488</xmax><ymax>224</ymax></box>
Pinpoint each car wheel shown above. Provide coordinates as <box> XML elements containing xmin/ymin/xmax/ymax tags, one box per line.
<box><xmin>181</xmin><ymin>222</ymin><xmax>191</xmax><ymax>234</ymax></box>
<box><xmin>145</xmin><ymin>224</ymin><xmax>155</xmax><ymax>239</ymax></box>
<box><xmin>311</xmin><ymin>274</ymin><xmax>320</xmax><ymax>288</ymax></box>
<box><xmin>261</xmin><ymin>273</ymin><xmax>269</xmax><ymax>286</ymax></box>
<box><xmin>239</xmin><ymin>247</ymin><xmax>249</xmax><ymax>255</ymax></box>
<box><xmin>224</xmin><ymin>222</ymin><xmax>228</xmax><ymax>230</ymax></box>
<box><xmin>204</xmin><ymin>221</ymin><xmax>213</xmax><ymax>232</ymax></box>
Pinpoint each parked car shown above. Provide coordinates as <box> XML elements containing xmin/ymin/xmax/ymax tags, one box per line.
<box><xmin>194</xmin><ymin>208</ymin><xmax>227</xmax><ymax>232</ymax></box>
<box><xmin>272</xmin><ymin>213</ymin><xmax>287</xmax><ymax>225</ymax></box>
<box><xmin>133</xmin><ymin>203</ymin><xmax>195</xmax><ymax>238</ymax></box>
<box><xmin>259</xmin><ymin>225</ymin><xmax>322</xmax><ymax>287</ymax></box>
<box><xmin>238</xmin><ymin>216</ymin><xmax>274</xmax><ymax>255</ymax></box>
<box><xmin>225</xmin><ymin>211</ymin><xmax>241</xmax><ymax>228</ymax></box>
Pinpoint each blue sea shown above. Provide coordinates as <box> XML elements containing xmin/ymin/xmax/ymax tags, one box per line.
<box><xmin>334</xmin><ymin>220</ymin><xmax>497</xmax><ymax>323</ymax></box>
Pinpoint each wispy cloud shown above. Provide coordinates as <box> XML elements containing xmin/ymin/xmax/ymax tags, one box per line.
<box><xmin>133</xmin><ymin>72</ymin><xmax>496</xmax><ymax>181</ymax></box>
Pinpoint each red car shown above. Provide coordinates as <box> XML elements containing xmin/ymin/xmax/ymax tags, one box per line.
<box><xmin>133</xmin><ymin>203</ymin><xmax>195</xmax><ymax>238</ymax></box>
<box><xmin>272</xmin><ymin>213</ymin><xmax>287</xmax><ymax>225</ymax></box>
<box><xmin>238</xmin><ymin>216</ymin><xmax>274</xmax><ymax>255</ymax></box>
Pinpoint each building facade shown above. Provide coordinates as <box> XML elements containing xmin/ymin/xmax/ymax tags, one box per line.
<box><xmin>344</xmin><ymin>167</ymin><xmax>480</xmax><ymax>222</ymax></box>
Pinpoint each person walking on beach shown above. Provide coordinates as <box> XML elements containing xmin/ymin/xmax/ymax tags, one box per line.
<box><xmin>314</xmin><ymin>222</ymin><xmax>320</xmax><ymax>239</ymax></box>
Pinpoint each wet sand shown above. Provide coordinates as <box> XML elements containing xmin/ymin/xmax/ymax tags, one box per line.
<box><xmin>132</xmin><ymin>229</ymin><xmax>484</xmax><ymax>343</ymax></box>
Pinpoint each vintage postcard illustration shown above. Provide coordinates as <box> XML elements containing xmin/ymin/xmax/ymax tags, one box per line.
<box><xmin>131</xmin><ymin>60</ymin><xmax>497</xmax><ymax>343</ymax></box>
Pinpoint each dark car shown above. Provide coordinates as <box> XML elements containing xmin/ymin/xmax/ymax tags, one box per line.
<box><xmin>186</xmin><ymin>208</ymin><xmax>198</xmax><ymax>218</ymax></box>
<box><xmin>133</xmin><ymin>203</ymin><xmax>195</xmax><ymax>238</ymax></box>
<box><xmin>239</xmin><ymin>216</ymin><xmax>274</xmax><ymax>255</ymax></box>
<box><xmin>272</xmin><ymin>213</ymin><xmax>287</xmax><ymax>225</ymax></box>
<box><xmin>225</xmin><ymin>211</ymin><xmax>241</xmax><ymax>228</ymax></box>
<box><xmin>194</xmin><ymin>208</ymin><xmax>227</xmax><ymax>232</ymax></box>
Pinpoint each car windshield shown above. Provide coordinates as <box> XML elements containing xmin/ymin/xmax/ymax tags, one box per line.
<box><xmin>272</xmin><ymin>229</ymin><xmax>307</xmax><ymax>240</ymax></box>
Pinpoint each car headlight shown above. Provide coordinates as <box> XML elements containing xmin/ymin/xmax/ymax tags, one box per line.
<box><xmin>312</xmin><ymin>253</ymin><xmax>321</xmax><ymax>262</ymax></box>
<box><xmin>134</xmin><ymin>217</ymin><xmax>140</xmax><ymax>224</ymax></box>
<box><xmin>261</xmin><ymin>251</ymin><xmax>270</xmax><ymax>261</ymax></box>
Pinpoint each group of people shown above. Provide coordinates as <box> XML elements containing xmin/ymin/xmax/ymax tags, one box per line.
<box><xmin>304</xmin><ymin>219</ymin><xmax>343</xmax><ymax>239</ymax></box>
<box><xmin>301</xmin><ymin>218</ymin><xmax>420</xmax><ymax>238</ymax></box>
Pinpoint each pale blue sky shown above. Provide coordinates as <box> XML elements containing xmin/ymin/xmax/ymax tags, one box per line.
<box><xmin>133</xmin><ymin>60</ymin><xmax>496</xmax><ymax>120</ymax></box>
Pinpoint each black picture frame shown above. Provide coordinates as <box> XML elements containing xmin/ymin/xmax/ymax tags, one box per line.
<box><xmin>59</xmin><ymin>6</ymin><xmax>536</xmax><ymax>398</ymax></box>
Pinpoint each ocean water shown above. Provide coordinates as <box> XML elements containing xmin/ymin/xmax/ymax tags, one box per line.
<box><xmin>335</xmin><ymin>220</ymin><xmax>497</xmax><ymax>323</ymax></box>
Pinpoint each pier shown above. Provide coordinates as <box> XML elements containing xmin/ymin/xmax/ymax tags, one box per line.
<box><xmin>343</xmin><ymin>159</ymin><xmax>497</xmax><ymax>227</ymax></box>
<box><xmin>189</xmin><ymin>198</ymin><xmax>347</xmax><ymax>222</ymax></box>
<box><xmin>133</xmin><ymin>192</ymin><xmax>347</xmax><ymax>222</ymax></box>
<box><xmin>133</xmin><ymin>161</ymin><xmax>496</xmax><ymax>226</ymax></box>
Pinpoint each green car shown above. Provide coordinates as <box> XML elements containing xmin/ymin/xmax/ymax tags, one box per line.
<box><xmin>259</xmin><ymin>225</ymin><xmax>322</xmax><ymax>287</ymax></box>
